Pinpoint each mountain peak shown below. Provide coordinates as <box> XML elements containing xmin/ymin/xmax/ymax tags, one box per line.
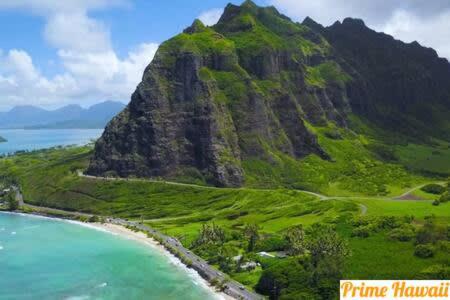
<box><xmin>342</xmin><ymin>17</ymin><xmax>366</xmax><ymax>27</ymax></box>
<box><xmin>302</xmin><ymin>16</ymin><xmax>324</xmax><ymax>31</ymax></box>
<box><xmin>241</xmin><ymin>0</ymin><xmax>257</xmax><ymax>9</ymax></box>
<box><xmin>183</xmin><ymin>19</ymin><xmax>207</xmax><ymax>34</ymax></box>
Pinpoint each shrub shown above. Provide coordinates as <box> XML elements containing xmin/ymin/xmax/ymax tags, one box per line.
<box><xmin>377</xmin><ymin>216</ymin><xmax>402</xmax><ymax>229</ymax></box>
<box><xmin>432</xmin><ymin>200</ymin><xmax>440</xmax><ymax>206</ymax></box>
<box><xmin>414</xmin><ymin>244</ymin><xmax>435</xmax><ymax>258</ymax></box>
<box><xmin>388</xmin><ymin>225</ymin><xmax>415</xmax><ymax>242</ymax></box>
<box><xmin>351</xmin><ymin>226</ymin><xmax>370</xmax><ymax>238</ymax></box>
<box><xmin>418</xmin><ymin>264</ymin><xmax>450</xmax><ymax>279</ymax></box>
<box><xmin>421</xmin><ymin>184</ymin><xmax>446</xmax><ymax>195</ymax></box>
<box><xmin>257</xmin><ymin>235</ymin><xmax>288</xmax><ymax>252</ymax></box>
<box><xmin>415</xmin><ymin>219</ymin><xmax>448</xmax><ymax>244</ymax></box>
<box><xmin>324</xmin><ymin>130</ymin><xmax>342</xmax><ymax>140</ymax></box>
<box><xmin>88</xmin><ymin>215</ymin><xmax>100</xmax><ymax>223</ymax></box>
<box><xmin>439</xmin><ymin>192</ymin><xmax>450</xmax><ymax>203</ymax></box>
<box><xmin>366</xmin><ymin>143</ymin><xmax>398</xmax><ymax>162</ymax></box>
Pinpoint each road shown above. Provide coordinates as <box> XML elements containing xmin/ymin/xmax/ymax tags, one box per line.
<box><xmin>12</xmin><ymin>186</ymin><xmax>262</xmax><ymax>300</ymax></box>
<box><xmin>394</xmin><ymin>182</ymin><xmax>445</xmax><ymax>200</ymax></box>
<box><xmin>78</xmin><ymin>172</ymin><xmax>440</xmax><ymax>217</ymax></box>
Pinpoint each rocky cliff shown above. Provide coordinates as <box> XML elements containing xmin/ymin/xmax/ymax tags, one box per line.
<box><xmin>87</xmin><ymin>0</ymin><xmax>450</xmax><ymax>186</ymax></box>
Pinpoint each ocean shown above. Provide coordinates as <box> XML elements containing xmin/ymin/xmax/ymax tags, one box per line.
<box><xmin>0</xmin><ymin>212</ymin><xmax>218</xmax><ymax>300</ymax></box>
<box><xmin>0</xmin><ymin>129</ymin><xmax>103</xmax><ymax>155</ymax></box>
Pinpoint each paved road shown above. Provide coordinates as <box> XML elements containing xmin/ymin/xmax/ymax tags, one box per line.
<box><xmin>12</xmin><ymin>186</ymin><xmax>262</xmax><ymax>300</ymax></box>
<box><xmin>394</xmin><ymin>182</ymin><xmax>445</xmax><ymax>200</ymax></box>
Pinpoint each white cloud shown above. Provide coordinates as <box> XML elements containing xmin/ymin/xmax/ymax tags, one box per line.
<box><xmin>269</xmin><ymin>0</ymin><xmax>450</xmax><ymax>59</ymax></box>
<box><xmin>198</xmin><ymin>8</ymin><xmax>224</xmax><ymax>26</ymax></box>
<box><xmin>0</xmin><ymin>0</ymin><xmax>157</xmax><ymax>111</ymax></box>
<box><xmin>381</xmin><ymin>10</ymin><xmax>450</xmax><ymax>59</ymax></box>
<box><xmin>44</xmin><ymin>12</ymin><xmax>111</xmax><ymax>52</ymax></box>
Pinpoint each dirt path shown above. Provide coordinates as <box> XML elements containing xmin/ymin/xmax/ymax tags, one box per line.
<box><xmin>394</xmin><ymin>182</ymin><xmax>445</xmax><ymax>200</ymax></box>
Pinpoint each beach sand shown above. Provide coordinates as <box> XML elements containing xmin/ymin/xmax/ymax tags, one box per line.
<box><xmin>90</xmin><ymin>222</ymin><xmax>233</xmax><ymax>300</ymax></box>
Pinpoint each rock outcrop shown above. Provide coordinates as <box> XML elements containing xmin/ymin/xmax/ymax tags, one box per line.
<box><xmin>88</xmin><ymin>0</ymin><xmax>450</xmax><ymax>186</ymax></box>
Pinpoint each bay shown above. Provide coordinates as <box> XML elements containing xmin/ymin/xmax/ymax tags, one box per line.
<box><xmin>0</xmin><ymin>213</ymin><xmax>218</xmax><ymax>300</ymax></box>
<box><xmin>0</xmin><ymin>129</ymin><xmax>103</xmax><ymax>155</ymax></box>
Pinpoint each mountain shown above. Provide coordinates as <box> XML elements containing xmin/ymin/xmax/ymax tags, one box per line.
<box><xmin>0</xmin><ymin>101</ymin><xmax>126</xmax><ymax>129</ymax></box>
<box><xmin>88</xmin><ymin>0</ymin><xmax>450</xmax><ymax>187</ymax></box>
<box><xmin>0</xmin><ymin>136</ymin><xmax>6</xmax><ymax>143</ymax></box>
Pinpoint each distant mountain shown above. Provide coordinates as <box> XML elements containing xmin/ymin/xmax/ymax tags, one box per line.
<box><xmin>0</xmin><ymin>136</ymin><xmax>6</xmax><ymax>143</ymax></box>
<box><xmin>0</xmin><ymin>101</ymin><xmax>126</xmax><ymax>129</ymax></box>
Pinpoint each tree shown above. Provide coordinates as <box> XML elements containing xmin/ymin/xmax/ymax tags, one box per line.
<box><xmin>5</xmin><ymin>191</ymin><xmax>19</xmax><ymax>211</ymax></box>
<box><xmin>256</xmin><ymin>259</ymin><xmax>312</xmax><ymax>300</ymax></box>
<box><xmin>244</xmin><ymin>224</ymin><xmax>260</xmax><ymax>252</ymax></box>
<box><xmin>192</xmin><ymin>223</ymin><xmax>226</xmax><ymax>247</ymax></box>
<box><xmin>284</xmin><ymin>225</ymin><xmax>306</xmax><ymax>256</ymax></box>
<box><xmin>306</xmin><ymin>224</ymin><xmax>351</xmax><ymax>299</ymax></box>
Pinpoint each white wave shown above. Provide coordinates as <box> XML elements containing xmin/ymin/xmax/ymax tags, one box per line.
<box><xmin>11</xmin><ymin>231</ymin><xmax>16</xmax><ymax>235</ymax></box>
<box><xmin>64</xmin><ymin>220</ymin><xmax>118</xmax><ymax>235</ymax></box>
<box><xmin>97</xmin><ymin>282</ymin><xmax>107</xmax><ymax>288</ymax></box>
<box><xmin>0</xmin><ymin>246</ymin><xmax>3</xmax><ymax>250</ymax></box>
<box><xmin>23</xmin><ymin>225</ymin><xmax>40</xmax><ymax>230</ymax></box>
<box><xmin>65</xmin><ymin>296</ymin><xmax>90</xmax><ymax>300</ymax></box>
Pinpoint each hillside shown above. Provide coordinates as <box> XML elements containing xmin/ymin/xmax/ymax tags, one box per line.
<box><xmin>0</xmin><ymin>101</ymin><xmax>125</xmax><ymax>129</ymax></box>
<box><xmin>88</xmin><ymin>1</ymin><xmax>450</xmax><ymax>188</ymax></box>
<box><xmin>0</xmin><ymin>136</ymin><xmax>6</xmax><ymax>143</ymax></box>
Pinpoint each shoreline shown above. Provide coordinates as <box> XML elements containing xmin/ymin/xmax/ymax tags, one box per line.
<box><xmin>89</xmin><ymin>222</ymin><xmax>233</xmax><ymax>300</ymax></box>
<box><xmin>0</xmin><ymin>211</ymin><xmax>233</xmax><ymax>300</ymax></box>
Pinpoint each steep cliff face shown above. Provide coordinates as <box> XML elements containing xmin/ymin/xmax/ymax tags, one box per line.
<box><xmin>321</xmin><ymin>18</ymin><xmax>450</xmax><ymax>139</ymax></box>
<box><xmin>88</xmin><ymin>0</ymin><xmax>450</xmax><ymax>186</ymax></box>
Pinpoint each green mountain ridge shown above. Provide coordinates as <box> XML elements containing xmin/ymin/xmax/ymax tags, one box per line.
<box><xmin>87</xmin><ymin>0</ymin><xmax>450</xmax><ymax>188</ymax></box>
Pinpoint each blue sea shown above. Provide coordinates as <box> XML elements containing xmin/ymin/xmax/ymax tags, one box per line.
<box><xmin>0</xmin><ymin>129</ymin><xmax>103</xmax><ymax>155</ymax></box>
<box><xmin>0</xmin><ymin>213</ymin><xmax>219</xmax><ymax>300</ymax></box>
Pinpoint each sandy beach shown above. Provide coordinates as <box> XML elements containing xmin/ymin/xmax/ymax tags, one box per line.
<box><xmin>89</xmin><ymin>222</ymin><xmax>233</xmax><ymax>300</ymax></box>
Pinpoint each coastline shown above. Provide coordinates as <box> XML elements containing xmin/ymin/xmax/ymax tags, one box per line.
<box><xmin>0</xmin><ymin>211</ymin><xmax>233</xmax><ymax>300</ymax></box>
<box><xmin>89</xmin><ymin>222</ymin><xmax>233</xmax><ymax>300</ymax></box>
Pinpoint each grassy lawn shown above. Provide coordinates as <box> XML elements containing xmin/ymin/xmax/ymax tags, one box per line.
<box><xmin>351</xmin><ymin>198</ymin><xmax>450</xmax><ymax>219</ymax></box>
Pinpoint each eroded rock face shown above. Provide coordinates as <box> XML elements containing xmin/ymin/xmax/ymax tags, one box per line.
<box><xmin>88</xmin><ymin>1</ymin><xmax>450</xmax><ymax>186</ymax></box>
<box><xmin>88</xmin><ymin>47</ymin><xmax>244</xmax><ymax>187</ymax></box>
<box><xmin>323</xmin><ymin>18</ymin><xmax>450</xmax><ymax>139</ymax></box>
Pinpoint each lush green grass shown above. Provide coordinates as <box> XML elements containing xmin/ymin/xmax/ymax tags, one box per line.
<box><xmin>395</xmin><ymin>142</ymin><xmax>450</xmax><ymax>176</ymax></box>
<box><xmin>243</xmin><ymin>123</ymin><xmax>428</xmax><ymax>196</ymax></box>
<box><xmin>305</xmin><ymin>61</ymin><xmax>351</xmax><ymax>88</ymax></box>
<box><xmin>342</xmin><ymin>228</ymin><xmax>448</xmax><ymax>279</ymax></box>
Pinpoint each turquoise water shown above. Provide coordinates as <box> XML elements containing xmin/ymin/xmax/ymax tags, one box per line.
<box><xmin>0</xmin><ymin>213</ymin><xmax>218</xmax><ymax>300</ymax></box>
<box><xmin>0</xmin><ymin>129</ymin><xmax>103</xmax><ymax>155</ymax></box>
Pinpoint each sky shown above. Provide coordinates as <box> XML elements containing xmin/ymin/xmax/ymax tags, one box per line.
<box><xmin>0</xmin><ymin>0</ymin><xmax>449</xmax><ymax>111</ymax></box>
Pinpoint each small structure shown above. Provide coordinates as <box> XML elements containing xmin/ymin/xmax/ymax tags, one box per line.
<box><xmin>232</xmin><ymin>255</ymin><xmax>242</xmax><ymax>262</ymax></box>
<box><xmin>0</xmin><ymin>188</ymin><xmax>11</xmax><ymax>197</ymax></box>
<box><xmin>240</xmin><ymin>261</ymin><xmax>259</xmax><ymax>271</ymax></box>
<box><xmin>257</xmin><ymin>251</ymin><xmax>275</xmax><ymax>258</ymax></box>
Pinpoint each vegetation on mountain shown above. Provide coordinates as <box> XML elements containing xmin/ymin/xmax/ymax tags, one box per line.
<box><xmin>88</xmin><ymin>1</ymin><xmax>449</xmax><ymax>188</ymax></box>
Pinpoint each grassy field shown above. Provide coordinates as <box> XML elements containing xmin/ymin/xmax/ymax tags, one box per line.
<box><xmin>0</xmin><ymin>145</ymin><xmax>449</xmax><ymax>293</ymax></box>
